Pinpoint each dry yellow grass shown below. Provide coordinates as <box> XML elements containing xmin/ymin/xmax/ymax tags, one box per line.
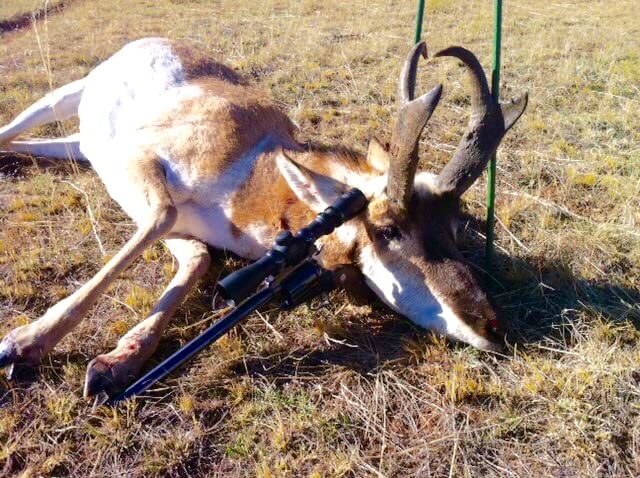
<box><xmin>1</xmin><ymin>0</ymin><xmax>639</xmax><ymax>476</ymax></box>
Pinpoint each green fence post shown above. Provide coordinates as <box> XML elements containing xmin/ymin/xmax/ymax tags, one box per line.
<box><xmin>414</xmin><ymin>0</ymin><xmax>426</xmax><ymax>43</ymax></box>
<box><xmin>485</xmin><ymin>0</ymin><xmax>502</xmax><ymax>268</ymax></box>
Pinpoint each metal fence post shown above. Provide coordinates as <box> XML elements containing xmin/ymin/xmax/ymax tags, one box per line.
<box><xmin>485</xmin><ymin>0</ymin><xmax>502</xmax><ymax>267</ymax></box>
<box><xmin>414</xmin><ymin>0</ymin><xmax>426</xmax><ymax>43</ymax></box>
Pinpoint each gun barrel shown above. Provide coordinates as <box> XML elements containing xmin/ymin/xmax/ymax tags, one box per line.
<box><xmin>107</xmin><ymin>286</ymin><xmax>275</xmax><ymax>405</ymax></box>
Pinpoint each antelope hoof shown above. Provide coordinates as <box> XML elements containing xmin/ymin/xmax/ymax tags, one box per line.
<box><xmin>0</xmin><ymin>327</ymin><xmax>44</xmax><ymax>372</ymax></box>
<box><xmin>85</xmin><ymin>355</ymin><xmax>127</xmax><ymax>399</ymax></box>
<box><xmin>0</xmin><ymin>337</ymin><xmax>18</xmax><ymax>369</ymax></box>
<box><xmin>84</xmin><ymin>351</ymin><xmax>144</xmax><ymax>399</ymax></box>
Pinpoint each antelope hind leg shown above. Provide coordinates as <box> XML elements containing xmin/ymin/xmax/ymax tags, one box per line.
<box><xmin>0</xmin><ymin>79</ymin><xmax>85</xmax><ymax>144</ymax></box>
<box><xmin>84</xmin><ymin>237</ymin><xmax>210</xmax><ymax>399</ymax></box>
<box><xmin>0</xmin><ymin>156</ymin><xmax>177</xmax><ymax>371</ymax></box>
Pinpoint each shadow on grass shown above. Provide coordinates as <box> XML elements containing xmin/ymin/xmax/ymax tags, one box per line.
<box><xmin>0</xmin><ymin>152</ymin><xmax>91</xmax><ymax>178</ymax></box>
<box><xmin>0</xmin><ymin>0</ymin><xmax>73</xmax><ymax>35</ymax></box>
<box><xmin>141</xmin><ymin>222</ymin><xmax>639</xmax><ymax>387</ymax></box>
<box><xmin>231</xmin><ymin>315</ymin><xmax>420</xmax><ymax>381</ymax></box>
<box><xmin>458</xmin><ymin>212</ymin><xmax>640</xmax><ymax>343</ymax></box>
<box><xmin>85</xmin><ymin>219</ymin><xmax>640</xmax><ymax>391</ymax></box>
<box><xmin>222</xmin><ymin>214</ymin><xmax>640</xmax><ymax>381</ymax></box>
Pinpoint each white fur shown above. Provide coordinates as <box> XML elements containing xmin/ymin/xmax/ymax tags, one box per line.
<box><xmin>413</xmin><ymin>171</ymin><xmax>440</xmax><ymax>196</ymax></box>
<box><xmin>78</xmin><ymin>38</ymin><xmax>185</xmax><ymax>155</ymax></box>
<box><xmin>335</xmin><ymin>222</ymin><xmax>358</xmax><ymax>247</ymax></box>
<box><xmin>359</xmin><ymin>244</ymin><xmax>445</xmax><ymax>331</ymax></box>
<box><xmin>334</xmin><ymin>163</ymin><xmax>387</xmax><ymax>200</ymax></box>
<box><xmin>275</xmin><ymin>153</ymin><xmax>341</xmax><ymax>212</ymax></box>
<box><xmin>3</xmin><ymin>134</ymin><xmax>86</xmax><ymax>161</ymax></box>
<box><xmin>276</xmin><ymin>152</ymin><xmax>388</xmax><ymax>212</ymax></box>
<box><xmin>282</xmin><ymin>156</ymin><xmax>495</xmax><ymax>349</ymax></box>
<box><xmin>432</xmin><ymin>296</ymin><xmax>500</xmax><ymax>351</ymax></box>
<box><xmin>166</xmin><ymin>134</ymin><xmax>280</xmax><ymax>258</ymax></box>
<box><xmin>359</xmin><ymin>244</ymin><xmax>495</xmax><ymax>350</ymax></box>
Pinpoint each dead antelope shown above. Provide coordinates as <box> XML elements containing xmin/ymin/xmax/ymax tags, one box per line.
<box><xmin>0</xmin><ymin>38</ymin><xmax>527</xmax><ymax>398</ymax></box>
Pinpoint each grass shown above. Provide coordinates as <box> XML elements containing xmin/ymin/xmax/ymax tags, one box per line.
<box><xmin>1</xmin><ymin>0</ymin><xmax>639</xmax><ymax>476</ymax></box>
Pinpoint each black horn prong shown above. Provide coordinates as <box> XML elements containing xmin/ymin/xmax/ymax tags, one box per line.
<box><xmin>386</xmin><ymin>42</ymin><xmax>440</xmax><ymax>213</ymax></box>
<box><xmin>502</xmin><ymin>93</ymin><xmax>528</xmax><ymax>133</ymax></box>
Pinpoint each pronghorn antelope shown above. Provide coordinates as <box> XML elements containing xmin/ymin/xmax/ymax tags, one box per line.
<box><xmin>0</xmin><ymin>38</ymin><xmax>527</xmax><ymax>399</ymax></box>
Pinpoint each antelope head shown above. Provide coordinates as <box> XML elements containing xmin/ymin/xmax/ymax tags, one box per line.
<box><xmin>277</xmin><ymin>42</ymin><xmax>527</xmax><ymax>351</ymax></box>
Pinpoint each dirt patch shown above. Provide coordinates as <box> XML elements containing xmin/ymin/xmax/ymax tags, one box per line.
<box><xmin>0</xmin><ymin>0</ymin><xmax>74</xmax><ymax>35</ymax></box>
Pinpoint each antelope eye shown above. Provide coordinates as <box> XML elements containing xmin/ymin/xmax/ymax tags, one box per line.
<box><xmin>376</xmin><ymin>225</ymin><xmax>402</xmax><ymax>243</ymax></box>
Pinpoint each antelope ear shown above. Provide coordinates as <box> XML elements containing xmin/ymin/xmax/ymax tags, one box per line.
<box><xmin>276</xmin><ymin>149</ymin><xmax>346</xmax><ymax>213</ymax></box>
<box><xmin>367</xmin><ymin>137</ymin><xmax>391</xmax><ymax>173</ymax></box>
<box><xmin>501</xmin><ymin>92</ymin><xmax>528</xmax><ymax>133</ymax></box>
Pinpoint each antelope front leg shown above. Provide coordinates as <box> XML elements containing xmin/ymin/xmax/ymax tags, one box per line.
<box><xmin>84</xmin><ymin>237</ymin><xmax>210</xmax><ymax>398</ymax></box>
<box><xmin>0</xmin><ymin>157</ymin><xmax>176</xmax><ymax>370</ymax></box>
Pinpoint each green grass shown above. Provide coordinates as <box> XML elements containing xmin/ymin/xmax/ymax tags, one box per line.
<box><xmin>1</xmin><ymin>0</ymin><xmax>639</xmax><ymax>476</ymax></box>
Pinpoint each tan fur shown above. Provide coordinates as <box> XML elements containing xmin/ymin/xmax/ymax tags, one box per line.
<box><xmin>229</xmin><ymin>150</ymin><xmax>312</xmax><ymax>241</ymax></box>
<box><xmin>140</xmin><ymin>45</ymin><xmax>374</xmax><ymax>271</ymax></box>
<box><xmin>131</xmin><ymin>41</ymin><xmax>374</xmax><ymax>255</ymax></box>
<box><xmin>140</xmin><ymin>77</ymin><xmax>297</xmax><ymax>184</ymax></box>
<box><xmin>229</xmin><ymin>147</ymin><xmax>374</xmax><ymax>266</ymax></box>
<box><xmin>367</xmin><ymin>196</ymin><xmax>394</xmax><ymax>225</ymax></box>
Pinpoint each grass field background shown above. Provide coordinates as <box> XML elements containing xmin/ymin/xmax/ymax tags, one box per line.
<box><xmin>1</xmin><ymin>0</ymin><xmax>639</xmax><ymax>476</ymax></box>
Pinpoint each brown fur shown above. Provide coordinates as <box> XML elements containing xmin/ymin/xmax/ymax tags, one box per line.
<box><xmin>412</xmin><ymin>194</ymin><xmax>501</xmax><ymax>338</ymax></box>
<box><xmin>143</xmin><ymin>43</ymin><xmax>371</xmax><ymax>273</ymax></box>
<box><xmin>228</xmin><ymin>147</ymin><xmax>371</xmax><ymax>267</ymax></box>
<box><xmin>139</xmin><ymin>42</ymin><xmax>371</xmax><ymax>273</ymax></box>
<box><xmin>363</xmin><ymin>190</ymin><xmax>501</xmax><ymax>340</ymax></box>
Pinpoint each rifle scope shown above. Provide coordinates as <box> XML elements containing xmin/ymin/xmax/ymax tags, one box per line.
<box><xmin>217</xmin><ymin>188</ymin><xmax>367</xmax><ymax>304</ymax></box>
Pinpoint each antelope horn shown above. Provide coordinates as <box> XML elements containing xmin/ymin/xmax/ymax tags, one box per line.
<box><xmin>387</xmin><ymin>41</ymin><xmax>443</xmax><ymax>212</ymax></box>
<box><xmin>434</xmin><ymin>46</ymin><xmax>528</xmax><ymax>197</ymax></box>
<box><xmin>398</xmin><ymin>41</ymin><xmax>427</xmax><ymax>104</ymax></box>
